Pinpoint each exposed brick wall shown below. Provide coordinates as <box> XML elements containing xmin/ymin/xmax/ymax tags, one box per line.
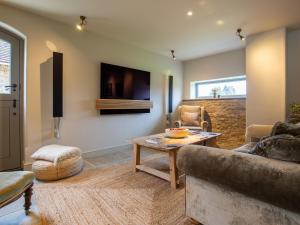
<box><xmin>182</xmin><ymin>98</ymin><xmax>246</xmax><ymax>149</ymax></box>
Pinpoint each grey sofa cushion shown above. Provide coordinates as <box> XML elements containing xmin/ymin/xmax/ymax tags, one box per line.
<box><xmin>177</xmin><ymin>145</ymin><xmax>300</xmax><ymax>214</ymax></box>
<box><xmin>251</xmin><ymin>134</ymin><xmax>300</xmax><ymax>162</ymax></box>
<box><xmin>234</xmin><ymin>142</ymin><xmax>257</xmax><ymax>154</ymax></box>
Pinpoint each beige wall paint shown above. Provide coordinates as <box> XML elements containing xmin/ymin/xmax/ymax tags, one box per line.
<box><xmin>183</xmin><ymin>49</ymin><xmax>245</xmax><ymax>99</ymax></box>
<box><xmin>287</xmin><ymin>29</ymin><xmax>300</xmax><ymax>113</ymax></box>
<box><xmin>246</xmin><ymin>28</ymin><xmax>286</xmax><ymax>126</ymax></box>
<box><xmin>0</xmin><ymin>4</ymin><xmax>183</xmax><ymax>164</ymax></box>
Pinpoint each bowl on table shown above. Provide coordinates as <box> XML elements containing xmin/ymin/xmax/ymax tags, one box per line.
<box><xmin>165</xmin><ymin>128</ymin><xmax>189</xmax><ymax>138</ymax></box>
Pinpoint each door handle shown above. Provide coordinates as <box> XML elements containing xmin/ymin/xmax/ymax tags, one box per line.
<box><xmin>5</xmin><ymin>84</ymin><xmax>17</xmax><ymax>91</ymax></box>
<box><xmin>13</xmin><ymin>99</ymin><xmax>17</xmax><ymax>115</ymax></box>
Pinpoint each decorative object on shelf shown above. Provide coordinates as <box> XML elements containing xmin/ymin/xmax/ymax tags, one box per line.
<box><xmin>76</xmin><ymin>16</ymin><xmax>87</xmax><ymax>31</ymax></box>
<box><xmin>287</xmin><ymin>103</ymin><xmax>300</xmax><ymax>124</ymax></box>
<box><xmin>171</xmin><ymin>50</ymin><xmax>176</xmax><ymax>60</ymax></box>
<box><xmin>165</xmin><ymin>128</ymin><xmax>189</xmax><ymax>138</ymax></box>
<box><xmin>211</xmin><ymin>87</ymin><xmax>221</xmax><ymax>98</ymax></box>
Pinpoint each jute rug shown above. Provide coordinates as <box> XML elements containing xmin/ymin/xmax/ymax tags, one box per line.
<box><xmin>34</xmin><ymin>154</ymin><xmax>197</xmax><ymax>225</ymax></box>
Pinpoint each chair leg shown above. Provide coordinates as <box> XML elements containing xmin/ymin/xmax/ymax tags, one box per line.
<box><xmin>24</xmin><ymin>184</ymin><xmax>33</xmax><ymax>215</ymax></box>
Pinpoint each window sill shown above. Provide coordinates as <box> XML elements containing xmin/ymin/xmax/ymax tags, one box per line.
<box><xmin>183</xmin><ymin>96</ymin><xmax>246</xmax><ymax>101</ymax></box>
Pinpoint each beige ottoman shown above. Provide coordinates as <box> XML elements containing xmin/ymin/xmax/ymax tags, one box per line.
<box><xmin>31</xmin><ymin>145</ymin><xmax>83</xmax><ymax>181</ymax></box>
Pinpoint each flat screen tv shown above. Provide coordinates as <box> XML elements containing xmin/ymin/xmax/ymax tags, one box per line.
<box><xmin>100</xmin><ymin>63</ymin><xmax>151</xmax><ymax>114</ymax></box>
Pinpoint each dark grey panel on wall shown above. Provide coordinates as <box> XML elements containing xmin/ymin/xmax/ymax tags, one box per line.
<box><xmin>53</xmin><ymin>52</ymin><xmax>63</xmax><ymax>118</ymax></box>
<box><xmin>168</xmin><ymin>75</ymin><xmax>173</xmax><ymax>113</ymax></box>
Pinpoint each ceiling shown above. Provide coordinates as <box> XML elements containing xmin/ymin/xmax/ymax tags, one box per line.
<box><xmin>2</xmin><ymin>0</ymin><xmax>300</xmax><ymax>60</ymax></box>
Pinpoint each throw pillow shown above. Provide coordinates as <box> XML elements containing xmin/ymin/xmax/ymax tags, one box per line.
<box><xmin>32</xmin><ymin>145</ymin><xmax>81</xmax><ymax>165</ymax></box>
<box><xmin>251</xmin><ymin>134</ymin><xmax>300</xmax><ymax>162</ymax></box>
<box><xmin>181</xmin><ymin>111</ymin><xmax>200</xmax><ymax>126</ymax></box>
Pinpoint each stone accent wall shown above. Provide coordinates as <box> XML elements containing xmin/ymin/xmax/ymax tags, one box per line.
<box><xmin>182</xmin><ymin>98</ymin><xmax>246</xmax><ymax>149</ymax></box>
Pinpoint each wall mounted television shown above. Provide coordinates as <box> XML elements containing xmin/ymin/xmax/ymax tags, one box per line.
<box><xmin>100</xmin><ymin>63</ymin><xmax>151</xmax><ymax>114</ymax></box>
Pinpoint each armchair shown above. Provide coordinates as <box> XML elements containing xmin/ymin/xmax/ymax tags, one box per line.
<box><xmin>174</xmin><ymin>105</ymin><xmax>208</xmax><ymax>131</ymax></box>
<box><xmin>0</xmin><ymin>171</ymin><xmax>34</xmax><ymax>215</ymax></box>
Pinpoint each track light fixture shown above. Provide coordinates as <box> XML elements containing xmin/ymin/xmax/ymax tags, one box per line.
<box><xmin>236</xmin><ymin>28</ymin><xmax>246</xmax><ymax>41</ymax></box>
<box><xmin>171</xmin><ymin>50</ymin><xmax>176</xmax><ymax>60</ymax></box>
<box><xmin>76</xmin><ymin>16</ymin><xmax>87</xmax><ymax>31</ymax></box>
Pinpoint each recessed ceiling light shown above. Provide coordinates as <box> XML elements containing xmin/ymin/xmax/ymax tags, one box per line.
<box><xmin>187</xmin><ymin>11</ymin><xmax>193</xmax><ymax>16</ymax></box>
<box><xmin>216</xmin><ymin>20</ymin><xmax>224</xmax><ymax>26</ymax></box>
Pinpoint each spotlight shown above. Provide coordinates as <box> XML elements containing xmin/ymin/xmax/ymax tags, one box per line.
<box><xmin>236</xmin><ymin>28</ymin><xmax>246</xmax><ymax>41</ymax></box>
<box><xmin>76</xmin><ymin>24</ymin><xmax>83</xmax><ymax>31</ymax></box>
<box><xmin>171</xmin><ymin>50</ymin><xmax>176</xmax><ymax>60</ymax></box>
<box><xmin>76</xmin><ymin>16</ymin><xmax>87</xmax><ymax>31</ymax></box>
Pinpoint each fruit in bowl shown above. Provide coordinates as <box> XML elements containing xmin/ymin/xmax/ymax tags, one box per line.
<box><xmin>165</xmin><ymin>128</ymin><xmax>189</xmax><ymax>138</ymax></box>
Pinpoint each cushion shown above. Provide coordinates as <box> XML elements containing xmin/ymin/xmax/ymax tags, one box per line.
<box><xmin>0</xmin><ymin>171</ymin><xmax>34</xmax><ymax>204</ymax></box>
<box><xmin>181</xmin><ymin>111</ymin><xmax>200</xmax><ymax>126</ymax></box>
<box><xmin>251</xmin><ymin>134</ymin><xmax>300</xmax><ymax>162</ymax></box>
<box><xmin>180</xmin><ymin>105</ymin><xmax>201</xmax><ymax>113</ymax></box>
<box><xmin>31</xmin><ymin>145</ymin><xmax>81</xmax><ymax>165</ymax></box>
<box><xmin>32</xmin><ymin>155</ymin><xmax>83</xmax><ymax>181</ymax></box>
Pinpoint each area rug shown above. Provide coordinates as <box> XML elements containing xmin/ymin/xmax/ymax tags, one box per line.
<box><xmin>34</xmin><ymin>154</ymin><xmax>197</xmax><ymax>225</ymax></box>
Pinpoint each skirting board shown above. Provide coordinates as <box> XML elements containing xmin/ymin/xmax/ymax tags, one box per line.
<box><xmin>82</xmin><ymin>144</ymin><xmax>133</xmax><ymax>159</ymax></box>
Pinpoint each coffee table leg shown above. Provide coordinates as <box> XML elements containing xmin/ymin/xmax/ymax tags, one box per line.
<box><xmin>169</xmin><ymin>151</ymin><xmax>178</xmax><ymax>189</ymax></box>
<box><xmin>133</xmin><ymin>144</ymin><xmax>141</xmax><ymax>172</ymax></box>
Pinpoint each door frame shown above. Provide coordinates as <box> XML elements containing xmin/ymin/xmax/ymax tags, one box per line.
<box><xmin>0</xmin><ymin>26</ymin><xmax>25</xmax><ymax>170</ymax></box>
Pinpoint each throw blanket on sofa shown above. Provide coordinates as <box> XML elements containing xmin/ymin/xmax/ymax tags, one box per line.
<box><xmin>251</xmin><ymin>134</ymin><xmax>300</xmax><ymax>162</ymax></box>
<box><xmin>251</xmin><ymin>122</ymin><xmax>300</xmax><ymax>162</ymax></box>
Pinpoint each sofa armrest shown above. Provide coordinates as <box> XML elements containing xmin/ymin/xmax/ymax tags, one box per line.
<box><xmin>245</xmin><ymin>124</ymin><xmax>273</xmax><ymax>142</ymax></box>
<box><xmin>174</xmin><ymin>120</ymin><xmax>181</xmax><ymax>128</ymax></box>
<box><xmin>177</xmin><ymin>145</ymin><xmax>300</xmax><ymax>214</ymax></box>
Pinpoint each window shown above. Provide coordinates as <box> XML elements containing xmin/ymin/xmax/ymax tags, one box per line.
<box><xmin>191</xmin><ymin>75</ymin><xmax>246</xmax><ymax>99</ymax></box>
<box><xmin>0</xmin><ymin>39</ymin><xmax>11</xmax><ymax>94</ymax></box>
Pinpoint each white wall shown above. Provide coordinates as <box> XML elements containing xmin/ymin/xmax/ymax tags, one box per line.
<box><xmin>0</xmin><ymin>4</ymin><xmax>183</xmax><ymax>164</ymax></box>
<box><xmin>246</xmin><ymin>28</ymin><xmax>286</xmax><ymax>126</ymax></box>
<box><xmin>287</xmin><ymin>29</ymin><xmax>300</xmax><ymax>113</ymax></box>
<box><xmin>183</xmin><ymin>48</ymin><xmax>245</xmax><ymax>99</ymax></box>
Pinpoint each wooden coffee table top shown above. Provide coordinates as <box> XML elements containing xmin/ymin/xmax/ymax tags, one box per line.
<box><xmin>132</xmin><ymin>131</ymin><xmax>221</xmax><ymax>152</ymax></box>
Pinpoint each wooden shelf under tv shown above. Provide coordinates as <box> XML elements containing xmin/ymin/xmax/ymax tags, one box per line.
<box><xmin>96</xmin><ymin>99</ymin><xmax>153</xmax><ymax>110</ymax></box>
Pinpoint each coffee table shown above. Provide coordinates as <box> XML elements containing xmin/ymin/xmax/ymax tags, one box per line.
<box><xmin>132</xmin><ymin>131</ymin><xmax>221</xmax><ymax>189</ymax></box>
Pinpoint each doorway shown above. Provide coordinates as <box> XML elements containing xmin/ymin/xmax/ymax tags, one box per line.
<box><xmin>0</xmin><ymin>27</ymin><xmax>22</xmax><ymax>171</ymax></box>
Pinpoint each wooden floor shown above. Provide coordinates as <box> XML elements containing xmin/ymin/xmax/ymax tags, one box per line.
<box><xmin>0</xmin><ymin>146</ymin><xmax>158</xmax><ymax>224</ymax></box>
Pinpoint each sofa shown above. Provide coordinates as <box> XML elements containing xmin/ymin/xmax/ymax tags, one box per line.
<box><xmin>177</xmin><ymin>125</ymin><xmax>300</xmax><ymax>225</ymax></box>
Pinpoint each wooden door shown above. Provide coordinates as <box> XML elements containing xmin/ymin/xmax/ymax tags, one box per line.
<box><xmin>0</xmin><ymin>29</ymin><xmax>21</xmax><ymax>171</ymax></box>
